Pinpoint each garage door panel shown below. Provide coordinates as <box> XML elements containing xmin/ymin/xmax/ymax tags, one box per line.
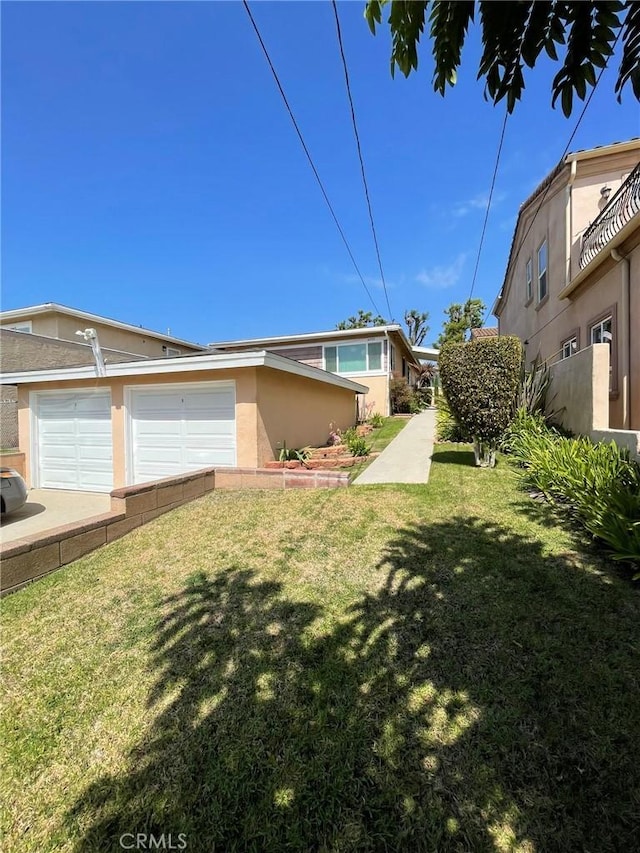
<box><xmin>185</xmin><ymin>448</ymin><xmax>235</xmax><ymax>467</ymax></box>
<box><xmin>35</xmin><ymin>391</ymin><xmax>113</xmax><ymax>493</ymax></box>
<box><xmin>130</xmin><ymin>384</ymin><xmax>236</xmax><ymax>484</ymax></box>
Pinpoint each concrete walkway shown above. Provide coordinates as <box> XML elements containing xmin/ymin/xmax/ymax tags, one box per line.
<box><xmin>353</xmin><ymin>409</ymin><xmax>437</xmax><ymax>485</ymax></box>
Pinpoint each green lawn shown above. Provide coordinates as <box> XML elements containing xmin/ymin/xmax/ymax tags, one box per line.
<box><xmin>3</xmin><ymin>447</ymin><xmax>640</xmax><ymax>852</ymax></box>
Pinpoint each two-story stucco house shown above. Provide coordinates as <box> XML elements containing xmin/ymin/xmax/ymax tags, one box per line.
<box><xmin>208</xmin><ymin>324</ymin><xmax>422</xmax><ymax>417</ymax></box>
<box><xmin>0</xmin><ymin>302</ymin><xmax>207</xmax><ymax>361</ymax></box>
<box><xmin>493</xmin><ymin>139</ymin><xmax>640</xmax><ymax>430</ymax></box>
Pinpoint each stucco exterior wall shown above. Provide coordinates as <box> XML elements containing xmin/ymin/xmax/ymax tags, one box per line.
<box><xmin>15</xmin><ymin>367</ymin><xmax>361</xmax><ymax>488</ymax></box>
<box><xmin>53</xmin><ymin>315</ymin><xmax>203</xmax><ymax>357</ymax></box>
<box><xmin>4</xmin><ymin>311</ymin><xmax>204</xmax><ymax>358</ymax></box>
<box><xmin>497</xmin><ymin>146</ymin><xmax>640</xmax><ymax>431</ymax></box>
<box><xmin>255</xmin><ymin>367</ymin><xmax>358</xmax><ymax>463</ymax></box>
<box><xmin>17</xmin><ymin>368</ymin><xmax>259</xmax><ymax>489</ymax></box>
<box><xmin>547</xmin><ymin>344</ymin><xmax>610</xmax><ymax>435</ymax></box>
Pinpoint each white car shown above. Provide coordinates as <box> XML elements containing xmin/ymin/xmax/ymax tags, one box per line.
<box><xmin>0</xmin><ymin>469</ymin><xmax>28</xmax><ymax>516</ymax></box>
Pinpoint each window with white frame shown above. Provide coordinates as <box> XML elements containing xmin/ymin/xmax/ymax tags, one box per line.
<box><xmin>590</xmin><ymin>315</ymin><xmax>612</xmax><ymax>347</ymax></box>
<box><xmin>590</xmin><ymin>314</ymin><xmax>614</xmax><ymax>390</ymax></box>
<box><xmin>1</xmin><ymin>321</ymin><xmax>32</xmax><ymax>333</ymax></box>
<box><xmin>164</xmin><ymin>346</ymin><xmax>181</xmax><ymax>357</ymax></box>
<box><xmin>561</xmin><ymin>337</ymin><xmax>577</xmax><ymax>359</ymax></box>
<box><xmin>525</xmin><ymin>257</ymin><xmax>533</xmax><ymax>302</ymax></box>
<box><xmin>324</xmin><ymin>341</ymin><xmax>383</xmax><ymax>374</ymax></box>
<box><xmin>537</xmin><ymin>240</ymin><xmax>548</xmax><ymax>302</ymax></box>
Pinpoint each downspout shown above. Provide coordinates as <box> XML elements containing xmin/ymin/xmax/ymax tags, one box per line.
<box><xmin>611</xmin><ymin>248</ymin><xmax>630</xmax><ymax>429</ymax></box>
<box><xmin>565</xmin><ymin>159</ymin><xmax>577</xmax><ymax>287</ymax></box>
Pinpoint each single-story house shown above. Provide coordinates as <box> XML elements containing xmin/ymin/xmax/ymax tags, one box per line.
<box><xmin>208</xmin><ymin>324</ymin><xmax>423</xmax><ymax>417</ymax></box>
<box><xmin>0</xmin><ymin>351</ymin><xmax>367</xmax><ymax>493</ymax></box>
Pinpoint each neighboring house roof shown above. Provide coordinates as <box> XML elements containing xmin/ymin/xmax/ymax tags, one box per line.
<box><xmin>470</xmin><ymin>327</ymin><xmax>498</xmax><ymax>340</ymax></box>
<box><xmin>0</xmin><ymin>350</ymin><xmax>370</xmax><ymax>394</ymax></box>
<box><xmin>208</xmin><ymin>324</ymin><xmax>422</xmax><ymax>368</ymax></box>
<box><xmin>493</xmin><ymin>138</ymin><xmax>640</xmax><ymax>317</ymax></box>
<box><xmin>411</xmin><ymin>345</ymin><xmax>440</xmax><ymax>362</ymax></box>
<box><xmin>0</xmin><ymin>303</ymin><xmax>207</xmax><ymax>351</ymax></box>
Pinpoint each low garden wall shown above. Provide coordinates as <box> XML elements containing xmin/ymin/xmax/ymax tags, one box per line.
<box><xmin>0</xmin><ymin>466</ymin><xmax>349</xmax><ymax>595</ymax></box>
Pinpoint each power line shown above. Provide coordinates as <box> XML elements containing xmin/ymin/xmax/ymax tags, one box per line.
<box><xmin>331</xmin><ymin>0</ymin><xmax>394</xmax><ymax>322</ymax></box>
<box><xmin>498</xmin><ymin>32</ymin><xmax>622</xmax><ymax>346</ymax></box>
<box><xmin>242</xmin><ymin>0</ymin><xmax>383</xmax><ymax>318</ymax></box>
<box><xmin>507</xmin><ymin>31</ymin><xmax>622</xmax><ymax>283</ymax></box>
<box><xmin>468</xmin><ymin>109</ymin><xmax>509</xmax><ymax>302</ymax></box>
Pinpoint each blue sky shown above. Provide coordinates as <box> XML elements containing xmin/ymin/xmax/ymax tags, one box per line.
<box><xmin>3</xmin><ymin>1</ymin><xmax>639</xmax><ymax>347</ymax></box>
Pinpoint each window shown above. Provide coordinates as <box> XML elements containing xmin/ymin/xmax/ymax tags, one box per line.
<box><xmin>589</xmin><ymin>307</ymin><xmax>616</xmax><ymax>393</ymax></box>
<box><xmin>324</xmin><ymin>341</ymin><xmax>384</xmax><ymax>374</ymax></box>
<box><xmin>561</xmin><ymin>337</ymin><xmax>577</xmax><ymax>359</ymax></box>
<box><xmin>590</xmin><ymin>315</ymin><xmax>612</xmax><ymax>346</ymax></box>
<box><xmin>537</xmin><ymin>241</ymin><xmax>548</xmax><ymax>302</ymax></box>
<box><xmin>525</xmin><ymin>258</ymin><xmax>533</xmax><ymax>302</ymax></box>
<box><xmin>163</xmin><ymin>346</ymin><xmax>181</xmax><ymax>357</ymax></box>
<box><xmin>402</xmin><ymin>357</ymin><xmax>407</xmax><ymax>378</ymax></box>
<box><xmin>390</xmin><ymin>343</ymin><xmax>396</xmax><ymax>371</ymax></box>
<box><xmin>1</xmin><ymin>321</ymin><xmax>32</xmax><ymax>333</ymax></box>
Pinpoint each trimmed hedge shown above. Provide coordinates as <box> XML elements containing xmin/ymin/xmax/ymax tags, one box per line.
<box><xmin>439</xmin><ymin>337</ymin><xmax>523</xmax><ymax>444</ymax></box>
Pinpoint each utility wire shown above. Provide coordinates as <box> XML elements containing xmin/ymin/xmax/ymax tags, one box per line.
<box><xmin>495</xmin><ymin>32</ymin><xmax>622</xmax><ymax>345</ymax></box>
<box><xmin>242</xmin><ymin>0</ymin><xmax>383</xmax><ymax>318</ymax></box>
<box><xmin>506</xmin><ymin>31</ymin><xmax>622</xmax><ymax>285</ymax></box>
<box><xmin>468</xmin><ymin>109</ymin><xmax>509</xmax><ymax>301</ymax></box>
<box><xmin>331</xmin><ymin>0</ymin><xmax>394</xmax><ymax>322</ymax></box>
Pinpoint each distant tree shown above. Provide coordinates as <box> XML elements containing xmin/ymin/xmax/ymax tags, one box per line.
<box><xmin>336</xmin><ymin>310</ymin><xmax>387</xmax><ymax>329</ymax></box>
<box><xmin>404</xmin><ymin>308</ymin><xmax>430</xmax><ymax>346</ymax></box>
<box><xmin>435</xmin><ymin>298</ymin><xmax>485</xmax><ymax>349</ymax></box>
<box><xmin>365</xmin><ymin>1</ymin><xmax>640</xmax><ymax>116</ymax></box>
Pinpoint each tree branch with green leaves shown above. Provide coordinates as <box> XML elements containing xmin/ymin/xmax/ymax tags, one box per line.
<box><xmin>365</xmin><ymin>1</ymin><xmax>639</xmax><ymax>116</ymax></box>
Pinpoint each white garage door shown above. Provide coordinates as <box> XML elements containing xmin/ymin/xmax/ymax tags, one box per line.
<box><xmin>129</xmin><ymin>382</ymin><xmax>236</xmax><ymax>485</ymax></box>
<box><xmin>34</xmin><ymin>391</ymin><xmax>113</xmax><ymax>492</ymax></box>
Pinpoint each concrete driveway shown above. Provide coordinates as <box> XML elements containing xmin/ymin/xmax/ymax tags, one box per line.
<box><xmin>0</xmin><ymin>489</ymin><xmax>112</xmax><ymax>545</ymax></box>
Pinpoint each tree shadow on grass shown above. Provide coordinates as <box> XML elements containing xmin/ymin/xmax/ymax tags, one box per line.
<box><xmin>66</xmin><ymin>521</ymin><xmax>640</xmax><ymax>852</ymax></box>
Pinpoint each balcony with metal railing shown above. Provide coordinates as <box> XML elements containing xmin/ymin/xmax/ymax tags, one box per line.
<box><xmin>579</xmin><ymin>162</ymin><xmax>640</xmax><ymax>269</ymax></box>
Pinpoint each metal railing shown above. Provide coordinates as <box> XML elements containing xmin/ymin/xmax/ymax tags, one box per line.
<box><xmin>580</xmin><ymin>162</ymin><xmax>640</xmax><ymax>269</ymax></box>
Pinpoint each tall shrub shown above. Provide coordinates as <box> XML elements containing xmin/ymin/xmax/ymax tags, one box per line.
<box><xmin>439</xmin><ymin>336</ymin><xmax>523</xmax><ymax>467</ymax></box>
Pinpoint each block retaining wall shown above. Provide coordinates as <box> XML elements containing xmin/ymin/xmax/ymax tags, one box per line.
<box><xmin>0</xmin><ymin>466</ymin><xmax>348</xmax><ymax>595</ymax></box>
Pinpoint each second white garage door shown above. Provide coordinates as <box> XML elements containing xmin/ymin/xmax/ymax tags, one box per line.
<box><xmin>128</xmin><ymin>382</ymin><xmax>236</xmax><ymax>485</ymax></box>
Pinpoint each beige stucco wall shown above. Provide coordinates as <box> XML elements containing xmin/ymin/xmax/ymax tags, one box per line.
<box><xmin>255</xmin><ymin>367</ymin><xmax>358</xmax><ymax>463</ymax></box>
<box><xmin>216</xmin><ymin>327</ymin><xmax>422</xmax><ymax>417</ymax></box>
<box><xmin>497</xmin><ymin>147</ymin><xmax>640</xmax><ymax>430</ymax></box>
<box><xmin>17</xmin><ymin>368</ymin><xmax>258</xmax><ymax>489</ymax></box>
<box><xmin>547</xmin><ymin>343</ymin><xmax>610</xmax><ymax>435</ymax></box>
<box><xmin>16</xmin><ymin>367</ymin><xmax>360</xmax><ymax>489</ymax></box>
<box><xmin>8</xmin><ymin>311</ymin><xmax>203</xmax><ymax>358</ymax></box>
